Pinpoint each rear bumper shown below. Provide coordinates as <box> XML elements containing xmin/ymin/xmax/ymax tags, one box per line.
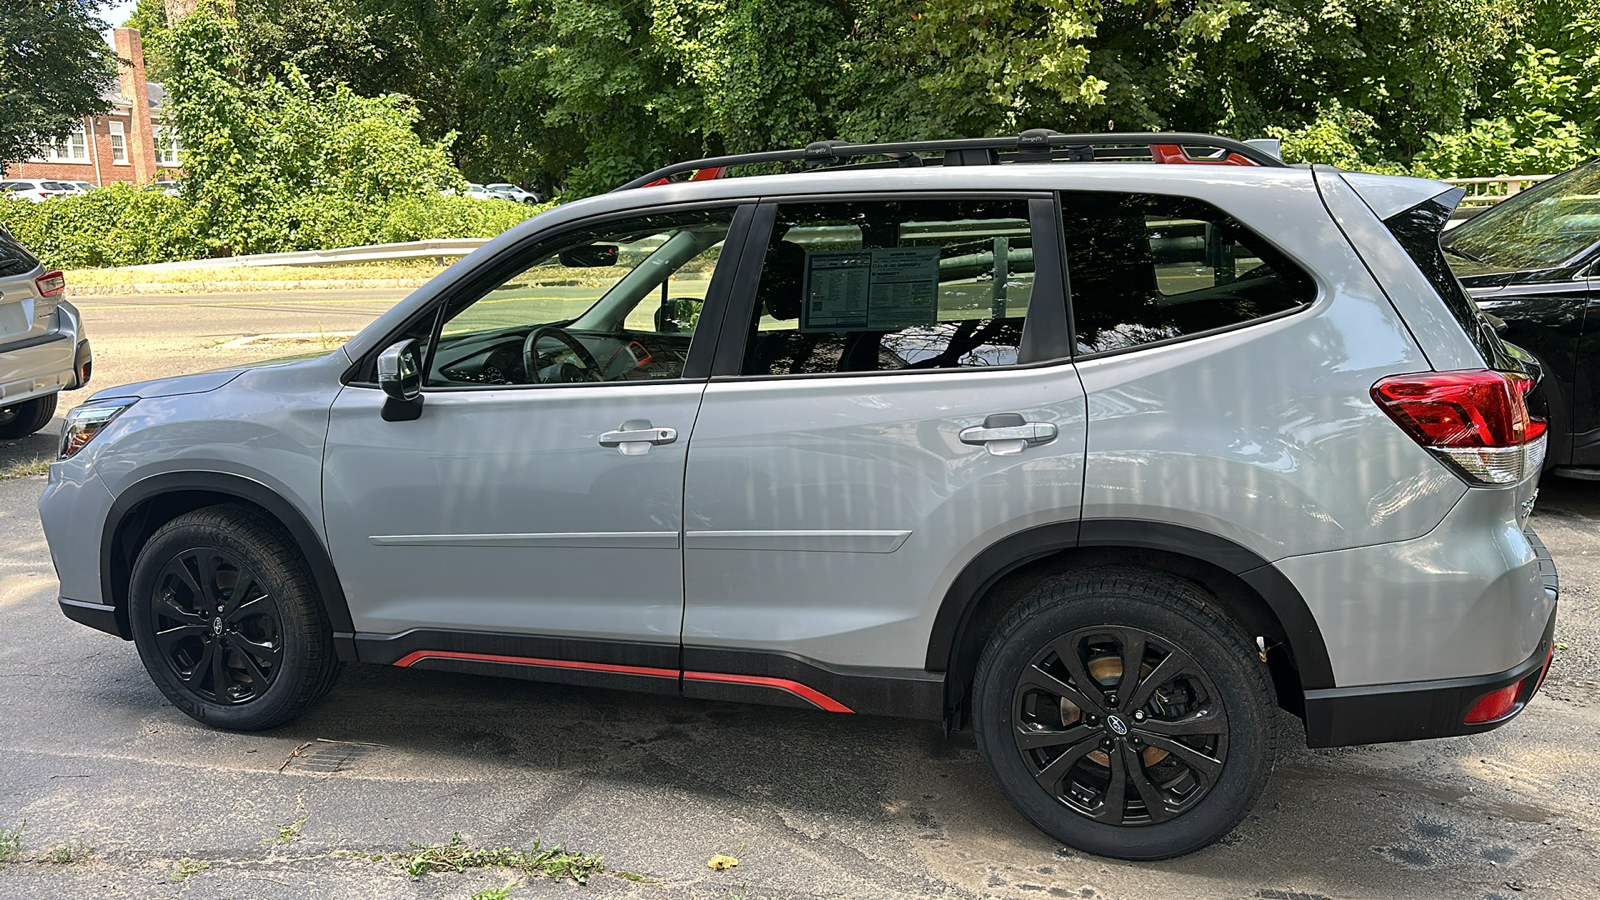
<box><xmin>1302</xmin><ymin>530</ymin><xmax>1558</xmax><ymax>748</ymax></box>
<box><xmin>0</xmin><ymin>301</ymin><xmax>90</xmax><ymax>404</ymax></box>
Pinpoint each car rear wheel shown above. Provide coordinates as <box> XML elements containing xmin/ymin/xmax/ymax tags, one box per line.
<box><xmin>972</xmin><ymin>567</ymin><xmax>1276</xmax><ymax>860</ymax></box>
<box><xmin>0</xmin><ymin>393</ymin><xmax>57</xmax><ymax>439</ymax></box>
<box><xmin>128</xmin><ymin>504</ymin><xmax>341</xmax><ymax>730</ymax></box>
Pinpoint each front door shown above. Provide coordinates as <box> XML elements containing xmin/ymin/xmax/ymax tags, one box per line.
<box><xmin>678</xmin><ymin>195</ymin><xmax>1086</xmax><ymax>712</ymax></box>
<box><xmin>323</xmin><ymin>205</ymin><xmax>748</xmax><ymax>684</ymax></box>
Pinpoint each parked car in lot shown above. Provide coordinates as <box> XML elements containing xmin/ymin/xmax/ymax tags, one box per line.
<box><xmin>1443</xmin><ymin>159</ymin><xmax>1600</xmax><ymax>478</ymax></box>
<box><xmin>1</xmin><ymin>232</ymin><xmax>92</xmax><ymax>438</ymax></box>
<box><xmin>485</xmin><ymin>182</ymin><xmax>542</xmax><ymax>204</ymax></box>
<box><xmin>1</xmin><ymin>179</ymin><xmax>79</xmax><ymax>202</ymax></box>
<box><xmin>145</xmin><ymin>180</ymin><xmax>182</xmax><ymax>197</ymax></box>
<box><xmin>40</xmin><ymin>132</ymin><xmax>1556</xmax><ymax>861</ymax></box>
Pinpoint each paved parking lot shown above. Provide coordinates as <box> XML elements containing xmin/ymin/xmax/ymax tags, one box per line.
<box><xmin>2</xmin><ymin>291</ymin><xmax>1598</xmax><ymax>898</ymax></box>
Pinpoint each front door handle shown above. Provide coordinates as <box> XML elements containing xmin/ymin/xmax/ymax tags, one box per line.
<box><xmin>959</xmin><ymin>414</ymin><xmax>1058</xmax><ymax>456</ymax></box>
<box><xmin>600</xmin><ymin>419</ymin><xmax>678</xmax><ymax>455</ymax></box>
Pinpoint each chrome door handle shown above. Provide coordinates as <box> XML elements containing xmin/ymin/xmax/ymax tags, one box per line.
<box><xmin>599</xmin><ymin>420</ymin><xmax>677</xmax><ymax>455</ymax></box>
<box><xmin>959</xmin><ymin>414</ymin><xmax>1058</xmax><ymax>456</ymax></box>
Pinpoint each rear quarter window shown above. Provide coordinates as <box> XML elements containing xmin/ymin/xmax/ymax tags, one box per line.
<box><xmin>1060</xmin><ymin>192</ymin><xmax>1317</xmax><ymax>355</ymax></box>
<box><xmin>0</xmin><ymin>232</ymin><xmax>41</xmax><ymax>278</ymax></box>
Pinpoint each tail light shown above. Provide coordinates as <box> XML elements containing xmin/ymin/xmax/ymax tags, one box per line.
<box><xmin>1372</xmin><ymin>368</ymin><xmax>1547</xmax><ymax>485</ymax></box>
<box><xmin>35</xmin><ymin>269</ymin><xmax>65</xmax><ymax>297</ymax></box>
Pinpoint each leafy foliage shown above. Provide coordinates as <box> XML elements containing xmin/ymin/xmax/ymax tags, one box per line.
<box><xmin>0</xmin><ymin>1</ymin><xmax>115</xmax><ymax>169</ymax></box>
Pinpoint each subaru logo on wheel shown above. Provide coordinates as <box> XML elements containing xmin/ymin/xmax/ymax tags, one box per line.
<box><xmin>1107</xmin><ymin>715</ymin><xmax>1129</xmax><ymax>736</ymax></box>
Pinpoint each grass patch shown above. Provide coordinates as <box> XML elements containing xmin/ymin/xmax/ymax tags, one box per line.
<box><xmin>0</xmin><ymin>822</ymin><xmax>22</xmax><ymax>865</ymax></box>
<box><xmin>66</xmin><ymin>261</ymin><xmax>450</xmax><ymax>288</ymax></box>
<box><xmin>395</xmin><ymin>833</ymin><xmax>606</xmax><ymax>884</ymax></box>
<box><xmin>171</xmin><ymin>858</ymin><xmax>210</xmax><ymax>880</ymax></box>
<box><xmin>470</xmin><ymin>888</ymin><xmax>515</xmax><ymax>900</ymax></box>
<box><xmin>0</xmin><ymin>458</ymin><xmax>50</xmax><ymax>481</ymax></box>
<box><xmin>46</xmin><ymin>840</ymin><xmax>93</xmax><ymax>864</ymax></box>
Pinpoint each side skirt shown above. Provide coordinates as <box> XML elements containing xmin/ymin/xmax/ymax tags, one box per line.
<box><xmin>353</xmin><ymin>630</ymin><xmax>945</xmax><ymax>720</ymax></box>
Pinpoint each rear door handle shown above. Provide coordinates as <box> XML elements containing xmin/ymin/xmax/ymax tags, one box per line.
<box><xmin>600</xmin><ymin>419</ymin><xmax>678</xmax><ymax>455</ymax></box>
<box><xmin>959</xmin><ymin>414</ymin><xmax>1058</xmax><ymax>456</ymax></box>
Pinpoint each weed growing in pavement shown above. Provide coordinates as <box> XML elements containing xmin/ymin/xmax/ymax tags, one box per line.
<box><xmin>0</xmin><ymin>822</ymin><xmax>22</xmax><ymax>865</ymax></box>
<box><xmin>259</xmin><ymin>814</ymin><xmax>308</xmax><ymax>846</ymax></box>
<box><xmin>470</xmin><ymin>887</ymin><xmax>515</xmax><ymax>900</ymax></box>
<box><xmin>46</xmin><ymin>840</ymin><xmax>94</xmax><ymax>863</ymax></box>
<box><xmin>395</xmin><ymin>833</ymin><xmax>605</xmax><ymax>884</ymax></box>
<box><xmin>171</xmin><ymin>858</ymin><xmax>210</xmax><ymax>880</ymax></box>
<box><xmin>0</xmin><ymin>458</ymin><xmax>49</xmax><ymax>481</ymax></box>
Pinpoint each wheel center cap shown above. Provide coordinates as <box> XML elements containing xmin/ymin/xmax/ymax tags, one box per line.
<box><xmin>1106</xmin><ymin>714</ymin><xmax>1129</xmax><ymax>736</ymax></box>
<box><xmin>211</xmin><ymin>617</ymin><xmax>224</xmax><ymax>636</ymax></box>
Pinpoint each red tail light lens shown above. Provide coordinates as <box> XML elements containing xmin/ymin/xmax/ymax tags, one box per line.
<box><xmin>1372</xmin><ymin>369</ymin><xmax>1547</xmax><ymax>485</ymax></box>
<box><xmin>35</xmin><ymin>269</ymin><xmax>66</xmax><ymax>297</ymax></box>
<box><xmin>1463</xmin><ymin>684</ymin><xmax>1519</xmax><ymax>724</ymax></box>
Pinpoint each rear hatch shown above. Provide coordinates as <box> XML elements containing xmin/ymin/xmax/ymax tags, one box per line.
<box><xmin>0</xmin><ymin>233</ymin><xmax>51</xmax><ymax>345</ymax></box>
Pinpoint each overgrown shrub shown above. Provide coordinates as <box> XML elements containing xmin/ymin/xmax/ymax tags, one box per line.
<box><xmin>0</xmin><ymin>185</ymin><xmax>205</xmax><ymax>269</ymax></box>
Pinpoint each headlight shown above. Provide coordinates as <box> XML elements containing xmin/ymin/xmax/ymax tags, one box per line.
<box><xmin>59</xmin><ymin>399</ymin><xmax>136</xmax><ymax>459</ymax></box>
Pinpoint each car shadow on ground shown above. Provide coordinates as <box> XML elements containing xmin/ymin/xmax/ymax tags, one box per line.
<box><xmin>0</xmin><ymin>414</ymin><xmax>61</xmax><ymax>473</ymax></box>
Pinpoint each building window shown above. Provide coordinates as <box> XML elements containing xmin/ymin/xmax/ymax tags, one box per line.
<box><xmin>40</xmin><ymin>124</ymin><xmax>90</xmax><ymax>163</ymax></box>
<box><xmin>155</xmin><ymin>127</ymin><xmax>182</xmax><ymax>167</ymax></box>
<box><xmin>109</xmin><ymin>121</ymin><xmax>128</xmax><ymax>164</ymax></box>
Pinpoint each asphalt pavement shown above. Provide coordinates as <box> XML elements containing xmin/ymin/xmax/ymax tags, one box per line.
<box><xmin>2</xmin><ymin>290</ymin><xmax>1598</xmax><ymax>898</ymax></box>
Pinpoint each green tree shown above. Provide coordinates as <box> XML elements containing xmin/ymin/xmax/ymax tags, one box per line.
<box><xmin>0</xmin><ymin>0</ymin><xmax>116</xmax><ymax>170</ymax></box>
<box><xmin>125</xmin><ymin>0</ymin><xmax>173</xmax><ymax>81</ymax></box>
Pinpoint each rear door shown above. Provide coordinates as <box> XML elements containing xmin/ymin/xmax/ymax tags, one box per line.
<box><xmin>678</xmin><ymin>194</ymin><xmax>1086</xmax><ymax>711</ymax></box>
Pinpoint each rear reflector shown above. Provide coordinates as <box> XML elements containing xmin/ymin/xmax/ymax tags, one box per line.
<box><xmin>1372</xmin><ymin>369</ymin><xmax>1547</xmax><ymax>485</ymax></box>
<box><xmin>35</xmin><ymin>269</ymin><xmax>65</xmax><ymax>298</ymax></box>
<box><xmin>1463</xmin><ymin>684</ymin><xmax>1519</xmax><ymax>724</ymax></box>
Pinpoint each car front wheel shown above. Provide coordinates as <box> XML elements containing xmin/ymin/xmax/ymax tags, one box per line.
<box><xmin>128</xmin><ymin>505</ymin><xmax>341</xmax><ymax>730</ymax></box>
<box><xmin>972</xmin><ymin>567</ymin><xmax>1276</xmax><ymax>860</ymax></box>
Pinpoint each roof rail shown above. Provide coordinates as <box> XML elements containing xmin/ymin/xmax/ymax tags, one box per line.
<box><xmin>616</xmin><ymin>130</ymin><xmax>1287</xmax><ymax>191</ymax></box>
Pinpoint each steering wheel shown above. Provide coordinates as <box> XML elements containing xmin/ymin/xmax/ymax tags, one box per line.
<box><xmin>521</xmin><ymin>325</ymin><xmax>603</xmax><ymax>384</ymax></box>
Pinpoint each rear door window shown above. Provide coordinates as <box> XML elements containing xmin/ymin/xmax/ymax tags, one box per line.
<box><xmin>0</xmin><ymin>231</ymin><xmax>41</xmax><ymax>278</ymax></box>
<box><xmin>1061</xmin><ymin>192</ymin><xmax>1316</xmax><ymax>355</ymax></box>
<box><xmin>738</xmin><ymin>197</ymin><xmax>1060</xmax><ymax>375</ymax></box>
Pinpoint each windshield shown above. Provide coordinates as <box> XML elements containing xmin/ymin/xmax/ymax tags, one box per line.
<box><xmin>1443</xmin><ymin>160</ymin><xmax>1600</xmax><ymax>272</ymax></box>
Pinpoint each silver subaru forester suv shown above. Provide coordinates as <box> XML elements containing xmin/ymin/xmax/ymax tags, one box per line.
<box><xmin>39</xmin><ymin>133</ymin><xmax>1558</xmax><ymax>860</ymax></box>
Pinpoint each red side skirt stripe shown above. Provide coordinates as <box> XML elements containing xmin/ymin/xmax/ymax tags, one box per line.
<box><xmin>393</xmin><ymin>650</ymin><xmax>854</xmax><ymax>713</ymax></box>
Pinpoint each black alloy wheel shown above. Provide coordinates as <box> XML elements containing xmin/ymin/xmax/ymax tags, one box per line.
<box><xmin>129</xmin><ymin>504</ymin><xmax>341</xmax><ymax>730</ymax></box>
<box><xmin>1013</xmin><ymin>625</ymin><xmax>1227</xmax><ymax>826</ymax></box>
<box><xmin>972</xmin><ymin>568</ymin><xmax>1276</xmax><ymax>860</ymax></box>
<box><xmin>148</xmin><ymin>548</ymin><xmax>284</xmax><ymax>705</ymax></box>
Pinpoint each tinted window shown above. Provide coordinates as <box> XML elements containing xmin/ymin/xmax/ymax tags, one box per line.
<box><xmin>1061</xmin><ymin>192</ymin><xmax>1315</xmax><ymax>355</ymax></box>
<box><xmin>741</xmin><ymin>198</ymin><xmax>1049</xmax><ymax>375</ymax></box>
<box><xmin>1443</xmin><ymin>161</ymin><xmax>1600</xmax><ymax>272</ymax></box>
<box><xmin>0</xmin><ymin>232</ymin><xmax>40</xmax><ymax>278</ymax></box>
<box><xmin>427</xmin><ymin>208</ymin><xmax>733</xmax><ymax>387</ymax></box>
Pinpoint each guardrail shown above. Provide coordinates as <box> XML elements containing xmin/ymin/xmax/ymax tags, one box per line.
<box><xmin>1443</xmin><ymin>175</ymin><xmax>1558</xmax><ymax>208</ymax></box>
<box><xmin>117</xmin><ymin>237</ymin><xmax>493</xmax><ymax>272</ymax></box>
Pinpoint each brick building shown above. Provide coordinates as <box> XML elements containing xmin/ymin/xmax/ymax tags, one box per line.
<box><xmin>3</xmin><ymin>29</ymin><xmax>179</xmax><ymax>186</ymax></box>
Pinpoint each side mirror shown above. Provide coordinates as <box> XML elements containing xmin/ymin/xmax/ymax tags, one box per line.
<box><xmin>377</xmin><ymin>340</ymin><xmax>424</xmax><ymax>421</ymax></box>
<box><xmin>559</xmin><ymin>244</ymin><xmax>619</xmax><ymax>268</ymax></box>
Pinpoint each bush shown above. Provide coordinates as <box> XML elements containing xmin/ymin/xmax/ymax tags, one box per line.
<box><xmin>0</xmin><ymin>185</ymin><xmax>205</xmax><ymax>269</ymax></box>
<box><xmin>0</xmin><ymin>187</ymin><xmax>543</xmax><ymax>270</ymax></box>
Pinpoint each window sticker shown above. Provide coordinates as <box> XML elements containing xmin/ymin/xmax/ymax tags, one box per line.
<box><xmin>799</xmin><ymin>247</ymin><xmax>940</xmax><ymax>332</ymax></box>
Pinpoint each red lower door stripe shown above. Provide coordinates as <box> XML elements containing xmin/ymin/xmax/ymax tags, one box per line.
<box><xmin>683</xmin><ymin>671</ymin><xmax>855</xmax><ymax>713</ymax></box>
<box><xmin>392</xmin><ymin>651</ymin><xmax>853</xmax><ymax>713</ymax></box>
<box><xmin>393</xmin><ymin>650</ymin><xmax>677</xmax><ymax>679</ymax></box>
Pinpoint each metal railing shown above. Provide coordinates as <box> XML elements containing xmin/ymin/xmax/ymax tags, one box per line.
<box><xmin>117</xmin><ymin>237</ymin><xmax>493</xmax><ymax>272</ymax></box>
<box><xmin>1443</xmin><ymin>175</ymin><xmax>1558</xmax><ymax>208</ymax></box>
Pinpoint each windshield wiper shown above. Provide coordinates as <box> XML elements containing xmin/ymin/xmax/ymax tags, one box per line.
<box><xmin>1443</xmin><ymin>245</ymin><xmax>1483</xmax><ymax>263</ymax></box>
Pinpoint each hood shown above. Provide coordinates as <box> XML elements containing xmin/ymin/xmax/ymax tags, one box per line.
<box><xmin>87</xmin><ymin>349</ymin><xmax>347</xmax><ymax>402</ymax></box>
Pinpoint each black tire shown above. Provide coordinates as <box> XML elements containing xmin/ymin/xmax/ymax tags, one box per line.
<box><xmin>0</xmin><ymin>393</ymin><xmax>57</xmax><ymax>439</ymax></box>
<box><xmin>972</xmin><ymin>567</ymin><xmax>1276</xmax><ymax>860</ymax></box>
<box><xmin>128</xmin><ymin>504</ymin><xmax>342</xmax><ymax>730</ymax></box>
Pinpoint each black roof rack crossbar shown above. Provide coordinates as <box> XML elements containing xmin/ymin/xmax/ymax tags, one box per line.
<box><xmin>616</xmin><ymin>131</ymin><xmax>1285</xmax><ymax>190</ymax></box>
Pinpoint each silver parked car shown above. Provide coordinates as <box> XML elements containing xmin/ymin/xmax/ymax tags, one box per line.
<box><xmin>1</xmin><ymin>232</ymin><xmax>91</xmax><ymax>438</ymax></box>
<box><xmin>39</xmin><ymin>132</ymin><xmax>1557</xmax><ymax>860</ymax></box>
